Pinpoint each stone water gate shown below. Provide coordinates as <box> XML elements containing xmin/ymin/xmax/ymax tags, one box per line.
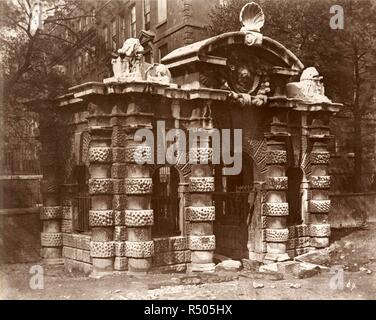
<box><xmin>29</xmin><ymin>2</ymin><xmax>341</xmax><ymax>276</ymax></box>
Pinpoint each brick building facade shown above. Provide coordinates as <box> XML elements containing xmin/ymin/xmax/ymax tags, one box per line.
<box><xmin>55</xmin><ymin>0</ymin><xmax>219</xmax><ymax>85</ymax></box>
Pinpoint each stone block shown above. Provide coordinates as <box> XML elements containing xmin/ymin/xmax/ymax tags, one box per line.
<box><xmin>189</xmin><ymin>235</ymin><xmax>216</xmax><ymax>251</ymax></box>
<box><xmin>124</xmin><ymin>209</ymin><xmax>154</xmax><ymax>227</ymax></box>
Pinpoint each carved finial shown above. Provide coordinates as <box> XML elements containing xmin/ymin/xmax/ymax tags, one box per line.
<box><xmin>240</xmin><ymin>2</ymin><xmax>265</xmax><ymax>32</ymax></box>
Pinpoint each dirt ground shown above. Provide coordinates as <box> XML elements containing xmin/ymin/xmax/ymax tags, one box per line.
<box><xmin>1</xmin><ymin>223</ymin><xmax>376</xmax><ymax>300</ymax></box>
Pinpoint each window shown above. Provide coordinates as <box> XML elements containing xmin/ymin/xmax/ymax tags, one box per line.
<box><xmin>130</xmin><ymin>4</ymin><xmax>136</xmax><ymax>38</ymax></box>
<box><xmin>157</xmin><ymin>0</ymin><xmax>167</xmax><ymax>23</ymax></box>
<box><xmin>91</xmin><ymin>9</ymin><xmax>96</xmax><ymax>24</ymax></box>
<box><xmin>84</xmin><ymin>51</ymin><xmax>89</xmax><ymax>68</ymax></box>
<box><xmin>78</xmin><ymin>17</ymin><xmax>83</xmax><ymax>31</ymax></box>
<box><xmin>158</xmin><ymin>44</ymin><xmax>168</xmax><ymax>62</ymax></box>
<box><xmin>111</xmin><ymin>19</ymin><xmax>117</xmax><ymax>50</ymax></box>
<box><xmin>78</xmin><ymin>55</ymin><xmax>82</xmax><ymax>73</ymax></box>
<box><xmin>103</xmin><ymin>25</ymin><xmax>109</xmax><ymax>48</ymax></box>
<box><xmin>144</xmin><ymin>0</ymin><xmax>151</xmax><ymax>30</ymax></box>
<box><xmin>122</xmin><ymin>16</ymin><xmax>127</xmax><ymax>42</ymax></box>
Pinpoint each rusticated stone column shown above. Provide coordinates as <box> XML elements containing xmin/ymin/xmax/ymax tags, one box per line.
<box><xmin>111</xmin><ymin>113</ymin><xmax>128</xmax><ymax>272</ymax></box>
<box><xmin>124</xmin><ymin>97</ymin><xmax>154</xmax><ymax>273</ymax></box>
<box><xmin>88</xmin><ymin>127</ymin><xmax>115</xmax><ymax>275</ymax></box>
<box><xmin>308</xmin><ymin>116</ymin><xmax>331</xmax><ymax>248</ymax></box>
<box><xmin>39</xmin><ymin>109</ymin><xmax>63</xmax><ymax>264</ymax></box>
<box><xmin>187</xmin><ymin>138</ymin><xmax>215</xmax><ymax>272</ymax></box>
<box><xmin>264</xmin><ymin>113</ymin><xmax>290</xmax><ymax>262</ymax></box>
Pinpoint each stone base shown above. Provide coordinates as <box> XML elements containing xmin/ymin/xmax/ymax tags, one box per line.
<box><xmin>188</xmin><ymin>263</ymin><xmax>215</xmax><ymax>273</ymax></box>
<box><xmin>150</xmin><ymin>263</ymin><xmax>187</xmax><ymax>274</ymax></box>
<box><xmin>89</xmin><ymin>270</ymin><xmax>114</xmax><ymax>279</ymax></box>
<box><xmin>264</xmin><ymin>252</ymin><xmax>290</xmax><ymax>263</ymax></box>
<box><xmin>249</xmin><ymin>251</ymin><xmax>266</xmax><ymax>262</ymax></box>
<box><xmin>43</xmin><ymin>258</ymin><xmax>64</xmax><ymax>265</ymax></box>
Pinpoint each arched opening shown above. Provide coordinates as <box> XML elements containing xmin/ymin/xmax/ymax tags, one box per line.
<box><xmin>151</xmin><ymin>166</ymin><xmax>180</xmax><ymax>237</ymax></box>
<box><xmin>286</xmin><ymin>167</ymin><xmax>304</xmax><ymax>226</ymax></box>
<box><xmin>213</xmin><ymin>154</ymin><xmax>254</xmax><ymax>259</ymax></box>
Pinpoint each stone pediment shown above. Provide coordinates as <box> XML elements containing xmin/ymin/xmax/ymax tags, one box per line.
<box><xmin>161</xmin><ymin>31</ymin><xmax>304</xmax><ymax>96</ymax></box>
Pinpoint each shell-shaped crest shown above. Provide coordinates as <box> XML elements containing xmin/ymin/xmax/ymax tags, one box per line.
<box><xmin>240</xmin><ymin>2</ymin><xmax>265</xmax><ymax>32</ymax></box>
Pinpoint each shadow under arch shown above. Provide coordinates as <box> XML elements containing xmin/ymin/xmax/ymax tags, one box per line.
<box><xmin>286</xmin><ymin>166</ymin><xmax>304</xmax><ymax>226</ymax></box>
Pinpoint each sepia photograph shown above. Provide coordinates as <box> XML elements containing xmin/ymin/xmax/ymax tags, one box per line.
<box><xmin>0</xmin><ymin>0</ymin><xmax>375</xmax><ymax>305</ymax></box>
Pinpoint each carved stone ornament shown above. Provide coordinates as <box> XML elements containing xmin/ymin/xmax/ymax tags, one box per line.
<box><xmin>105</xmin><ymin>38</ymin><xmax>172</xmax><ymax>85</ymax></box>
<box><xmin>286</xmin><ymin>67</ymin><xmax>332</xmax><ymax>103</ymax></box>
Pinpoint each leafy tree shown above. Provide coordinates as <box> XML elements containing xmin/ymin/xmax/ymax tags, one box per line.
<box><xmin>0</xmin><ymin>0</ymin><xmax>96</xmax><ymax>173</ymax></box>
<box><xmin>207</xmin><ymin>0</ymin><xmax>376</xmax><ymax>192</ymax></box>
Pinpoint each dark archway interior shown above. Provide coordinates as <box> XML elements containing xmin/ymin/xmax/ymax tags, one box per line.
<box><xmin>213</xmin><ymin>154</ymin><xmax>254</xmax><ymax>259</ymax></box>
<box><xmin>286</xmin><ymin>167</ymin><xmax>304</xmax><ymax>226</ymax></box>
<box><xmin>151</xmin><ymin>166</ymin><xmax>180</xmax><ymax>238</ymax></box>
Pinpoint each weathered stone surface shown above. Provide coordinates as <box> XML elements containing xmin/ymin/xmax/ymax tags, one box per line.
<box><xmin>125</xmin><ymin>241</ymin><xmax>154</xmax><ymax>258</ymax></box>
<box><xmin>111</xmin><ymin>163</ymin><xmax>127</xmax><ymax>179</ymax></box>
<box><xmin>288</xmin><ymin>226</ymin><xmax>296</xmax><ymax>239</ymax></box>
<box><xmin>124</xmin><ymin>209</ymin><xmax>154</xmax><ymax>226</ymax></box>
<box><xmin>310</xmin><ymin>224</ymin><xmax>331</xmax><ymax>237</ymax></box>
<box><xmin>111</xmin><ymin>126</ymin><xmax>126</xmax><ymax>147</ymax></box>
<box><xmin>189</xmin><ymin>235</ymin><xmax>216</xmax><ymax>251</ymax></box>
<box><xmin>65</xmin><ymin>258</ymin><xmax>93</xmax><ymax>275</ymax></box>
<box><xmin>242</xmin><ymin>259</ymin><xmax>262</xmax><ymax>271</ymax></box>
<box><xmin>112</xmin><ymin>147</ymin><xmax>126</xmax><ymax>163</ymax></box>
<box><xmin>310</xmin><ymin>176</ymin><xmax>331</xmax><ymax>189</ymax></box>
<box><xmin>153</xmin><ymin>250</ymin><xmax>190</xmax><ymax>266</ymax></box>
<box><xmin>293</xmin><ymin>262</ymin><xmax>321</xmax><ymax>279</ymax></box>
<box><xmin>310</xmin><ymin>151</ymin><xmax>330</xmax><ymax>164</ymax></box>
<box><xmin>262</xmin><ymin>202</ymin><xmax>289</xmax><ymax>216</ymax></box>
<box><xmin>62</xmin><ymin>206</ymin><xmax>73</xmax><ymax>219</ymax></box>
<box><xmin>114</xmin><ymin>226</ymin><xmax>127</xmax><ymax>241</ymax></box>
<box><xmin>309</xmin><ymin>200</ymin><xmax>331</xmax><ymax>213</ymax></box>
<box><xmin>266</xmin><ymin>177</ymin><xmax>288</xmax><ymax>190</ymax></box>
<box><xmin>90</xmin><ymin>241</ymin><xmax>115</xmax><ymax>258</ymax></box>
<box><xmin>124</xmin><ymin>178</ymin><xmax>153</xmax><ymax>194</ymax></box>
<box><xmin>189</xmin><ymin>148</ymin><xmax>213</xmax><ymax>163</ymax></box>
<box><xmin>40</xmin><ymin>206</ymin><xmax>62</xmax><ymax>220</ymax></box>
<box><xmin>113</xmin><ymin>195</ymin><xmax>126</xmax><ymax>210</ymax></box>
<box><xmin>265</xmin><ymin>228</ymin><xmax>289</xmax><ymax>242</ymax></box>
<box><xmin>114</xmin><ymin>256</ymin><xmax>128</xmax><ymax>271</ymax></box>
<box><xmin>125</xmin><ymin>146</ymin><xmax>152</xmax><ymax>163</ymax></box>
<box><xmin>89</xmin><ymin>210</ymin><xmax>114</xmax><ymax>227</ymax></box>
<box><xmin>61</xmin><ymin>219</ymin><xmax>73</xmax><ymax>233</ymax></box>
<box><xmin>189</xmin><ymin>262</ymin><xmax>215</xmax><ymax>272</ymax></box>
<box><xmin>294</xmin><ymin>249</ymin><xmax>331</xmax><ymax>265</ymax></box>
<box><xmin>151</xmin><ymin>263</ymin><xmax>187</xmax><ymax>274</ymax></box>
<box><xmin>296</xmin><ymin>224</ymin><xmax>309</xmax><ymax>237</ymax></box>
<box><xmin>154</xmin><ymin>236</ymin><xmax>188</xmax><ymax>253</ymax></box>
<box><xmin>63</xmin><ymin>233</ymin><xmax>91</xmax><ymax>250</ymax></box>
<box><xmin>310</xmin><ymin>237</ymin><xmax>329</xmax><ymax>248</ymax></box>
<box><xmin>185</xmin><ymin>206</ymin><xmax>215</xmax><ymax>221</ymax></box>
<box><xmin>189</xmin><ymin>177</ymin><xmax>214</xmax><ymax>192</ymax></box>
<box><xmin>112</xmin><ymin>179</ymin><xmax>125</xmax><ymax>194</ymax></box>
<box><xmin>41</xmin><ymin>232</ymin><xmax>63</xmax><ymax>247</ymax></box>
<box><xmin>89</xmin><ymin>179</ymin><xmax>113</xmax><ymax>194</ymax></box>
<box><xmin>266</xmin><ymin>150</ymin><xmax>287</xmax><ymax>165</ymax></box>
<box><xmin>89</xmin><ymin>147</ymin><xmax>112</xmax><ymax>163</ymax></box>
<box><xmin>296</xmin><ymin>237</ymin><xmax>310</xmax><ymax>248</ymax></box>
<box><xmin>114</xmin><ymin>241</ymin><xmax>127</xmax><ymax>257</ymax></box>
<box><xmin>215</xmin><ymin>260</ymin><xmax>242</xmax><ymax>271</ymax></box>
<box><xmin>114</xmin><ymin>210</ymin><xmax>125</xmax><ymax>226</ymax></box>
